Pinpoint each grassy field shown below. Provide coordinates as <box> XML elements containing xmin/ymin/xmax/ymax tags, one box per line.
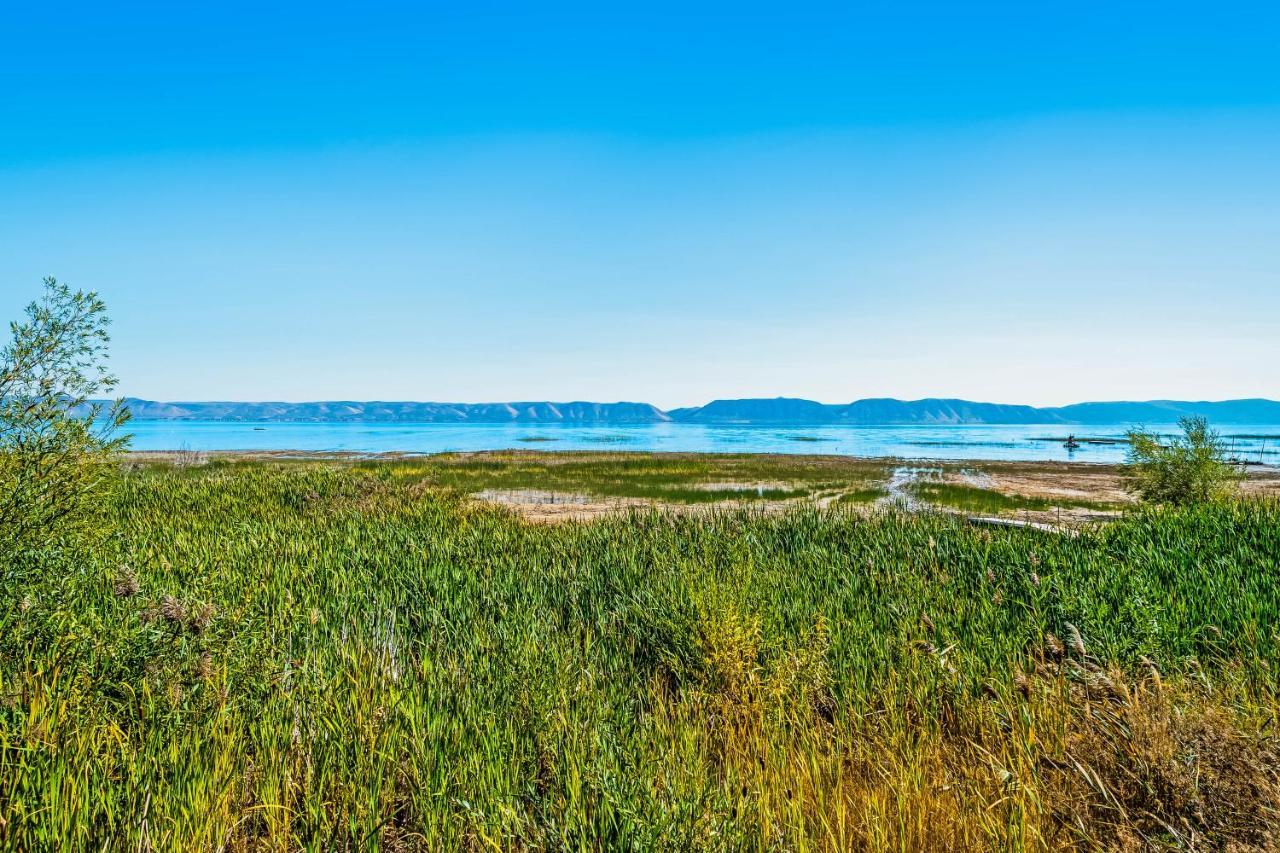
<box><xmin>2</xmin><ymin>458</ymin><xmax>1279</xmax><ymax>850</ymax></box>
<box><xmin>361</xmin><ymin>451</ymin><xmax>893</xmax><ymax>505</ymax></box>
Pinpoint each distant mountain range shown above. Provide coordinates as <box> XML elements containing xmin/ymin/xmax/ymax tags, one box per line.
<box><xmin>107</xmin><ymin>397</ymin><xmax>1280</xmax><ymax>425</ymax></box>
<box><xmin>115</xmin><ymin>399</ymin><xmax>668</xmax><ymax>424</ymax></box>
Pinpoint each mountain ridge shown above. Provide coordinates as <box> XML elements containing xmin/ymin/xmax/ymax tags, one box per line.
<box><xmin>105</xmin><ymin>397</ymin><xmax>1280</xmax><ymax>425</ymax></box>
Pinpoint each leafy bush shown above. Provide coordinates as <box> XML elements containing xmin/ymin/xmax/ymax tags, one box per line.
<box><xmin>0</xmin><ymin>277</ymin><xmax>129</xmax><ymax>571</ymax></box>
<box><xmin>1124</xmin><ymin>416</ymin><xmax>1239</xmax><ymax>505</ymax></box>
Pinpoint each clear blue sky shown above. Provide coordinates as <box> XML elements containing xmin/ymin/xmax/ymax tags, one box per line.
<box><xmin>2</xmin><ymin>1</ymin><xmax>1277</xmax><ymax>407</ymax></box>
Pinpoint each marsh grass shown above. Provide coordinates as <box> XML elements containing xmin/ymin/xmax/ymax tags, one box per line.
<box><xmin>366</xmin><ymin>450</ymin><xmax>891</xmax><ymax>505</ymax></box>
<box><xmin>1</xmin><ymin>461</ymin><xmax>1277</xmax><ymax>849</ymax></box>
<box><xmin>909</xmin><ymin>481</ymin><xmax>1117</xmax><ymax>514</ymax></box>
<box><xmin>834</xmin><ymin>486</ymin><xmax>889</xmax><ymax>504</ymax></box>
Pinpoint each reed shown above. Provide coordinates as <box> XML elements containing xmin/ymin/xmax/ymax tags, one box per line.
<box><xmin>0</xmin><ymin>460</ymin><xmax>1276</xmax><ymax>849</ymax></box>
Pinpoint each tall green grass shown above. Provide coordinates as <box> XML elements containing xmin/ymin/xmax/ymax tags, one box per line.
<box><xmin>1</xmin><ymin>461</ymin><xmax>1276</xmax><ymax>849</ymax></box>
<box><xmin>362</xmin><ymin>451</ymin><xmax>889</xmax><ymax>504</ymax></box>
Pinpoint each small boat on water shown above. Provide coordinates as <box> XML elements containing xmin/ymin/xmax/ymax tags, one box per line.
<box><xmin>1063</xmin><ymin>435</ymin><xmax>1081</xmax><ymax>450</ymax></box>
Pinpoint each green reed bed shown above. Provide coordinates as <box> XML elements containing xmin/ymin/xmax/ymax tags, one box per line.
<box><xmin>364</xmin><ymin>451</ymin><xmax>890</xmax><ymax>505</ymax></box>
<box><xmin>1</xmin><ymin>462</ymin><xmax>1277</xmax><ymax>849</ymax></box>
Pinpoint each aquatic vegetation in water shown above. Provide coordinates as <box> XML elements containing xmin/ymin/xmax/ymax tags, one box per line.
<box><xmin>583</xmin><ymin>434</ymin><xmax>633</xmax><ymax>444</ymax></box>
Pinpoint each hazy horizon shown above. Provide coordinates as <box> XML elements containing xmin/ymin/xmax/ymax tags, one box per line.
<box><xmin>4</xmin><ymin>3</ymin><xmax>1277</xmax><ymax>408</ymax></box>
<box><xmin>110</xmin><ymin>393</ymin><xmax>1280</xmax><ymax>408</ymax></box>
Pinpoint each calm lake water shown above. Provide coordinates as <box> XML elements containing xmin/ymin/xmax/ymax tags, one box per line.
<box><xmin>122</xmin><ymin>421</ymin><xmax>1280</xmax><ymax>464</ymax></box>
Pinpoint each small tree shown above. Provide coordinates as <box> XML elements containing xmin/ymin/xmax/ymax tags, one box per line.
<box><xmin>1124</xmin><ymin>416</ymin><xmax>1239</xmax><ymax>505</ymax></box>
<box><xmin>0</xmin><ymin>278</ymin><xmax>130</xmax><ymax>566</ymax></box>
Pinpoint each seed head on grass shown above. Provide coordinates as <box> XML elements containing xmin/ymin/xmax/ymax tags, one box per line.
<box><xmin>198</xmin><ymin>650</ymin><xmax>214</xmax><ymax>682</ymax></box>
<box><xmin>160</xmin><ymin>594</ymin><xmax>186</xmax><ymax>625</ymax></box>
<box><xmin>190</xmin><ymin>602</ymin><xmax>216</xmax><ymax>634</ymax></box>
<box><xmin>1065</xmin><ymin>622</ymin><xmax>1088</xmax><ymax>659</ymax></box>
<box><xmin>113</xmin><ymin>565</ymin><xmax>139</xmax><ymax>597</ymax></box>
<box><xmin>1139</xmin><ymin>655</ymin><xmax>1165</xmax><ymax>694</ymax></box>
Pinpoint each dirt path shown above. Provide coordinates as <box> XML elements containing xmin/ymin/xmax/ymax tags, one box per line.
<box><xmin>471</xmin><ymin>489</ymin><xmax>652</xmax><ymax>523</ymax></box>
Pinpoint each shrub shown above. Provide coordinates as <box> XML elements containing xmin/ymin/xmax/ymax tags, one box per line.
<box><xmin>1124</xmin><ymin>416</ymin><xmax>1239</xmax><ymax>505</ymax></box>
<box><xmin>0</xmin><ymin>277</ymin><xmax>130</xmax><ymax>570</ymax></box>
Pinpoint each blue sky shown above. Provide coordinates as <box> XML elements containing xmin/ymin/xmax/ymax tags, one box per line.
<box><xmin>2</xmin><ymin>1</ymin><xmax>1278</xmax><ymax>407</ymax></box>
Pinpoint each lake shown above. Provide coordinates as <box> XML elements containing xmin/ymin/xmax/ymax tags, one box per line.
<box><xmin>121</xmin><ymin>421</ymin><xmax>1280</xmax><ymax>464</ymax></box>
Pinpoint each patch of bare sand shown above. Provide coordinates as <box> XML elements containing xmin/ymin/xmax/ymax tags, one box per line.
<box><xmin>948</xmin><ymin>464</ymin><xmax>1132</xmax><ymax>505</ymax></box>
<box><xmin>693</xmin><ymin>481</ymin><xmax>796</xmax><ymax>492</ymax></box>
<box><xmin>1241</xmin><ymin>466</ymin><xmax>1280</xmax><ymax>497</ymax></box>
<box><xmin>471</xmin><ymin>485</ymin><xmax>880</xmax><ymax>524</ymax></box>
<box><xmin>953</xmin><ymin>459</ymin><xmax>1280</xmax><ymax>503</ymax></box>
<box><xmin>473</xmin><ymin>489</ymin><xmax>653</xmax><ymax>523</ymax></box>
<box><xmin>474</xmin><ymin>487</ymin><xmax>892</xmax><ymax>524</ymax></box>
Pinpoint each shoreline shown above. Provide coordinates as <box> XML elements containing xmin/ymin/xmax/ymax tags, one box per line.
<box><xmin>117</xmin><ymin>419</ymin><xmax>1280</xmax><ymax>467</ymax></box>
<box><xmin>122</xmin><ymin>449</ymin><xmax>1280</xmax><ymax>526</ymax></box>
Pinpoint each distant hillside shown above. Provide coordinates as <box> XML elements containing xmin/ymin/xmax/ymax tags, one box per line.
<box><xmin>673</xmin><ymin>397</ymin><xmax>1280</xmax><ymax>425</ymax></box>
<box><xmin>672</xmin><ymin>397</ymin><xmax>835</xmax><ymax>423</ymax></box>
<box><xmin>109</xmin><ymin>396</ymin><xmax>1280</xmax><ymax>425</ymax></box>
<box><xmin>115</xmin><ymin>399</ymin><xmax>671</xmax><ymax>424</ymax></box>
<box><xmin>668</xmin><ymin>397</ymin><xmax>1049</xmax><ymax>424</ymax></box>
<box><xmin>1044</xmin><ymin>399</ymin><xmax>1280</xmax><ymax>425</ymax></box>
<box><xmin>841</xmin><ymin>398</ymin><xmax>1049</xmax><ymax>425</ymax></box>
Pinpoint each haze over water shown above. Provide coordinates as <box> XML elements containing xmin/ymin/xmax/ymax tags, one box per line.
<box><xmin>125</xmin><ymin>421</ymin><xmax>1280</xmax><ymax>465</ymax></box>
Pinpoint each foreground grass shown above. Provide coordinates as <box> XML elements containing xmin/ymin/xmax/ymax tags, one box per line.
<box><xmin>1</xmin><ymin>461</ymin><xmax>1278</xmax><ymax>850</ymax></box>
